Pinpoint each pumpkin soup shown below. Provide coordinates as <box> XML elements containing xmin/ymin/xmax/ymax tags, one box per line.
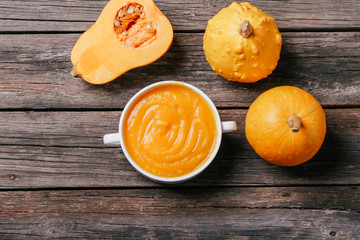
<box><xmin>123</xmin><ymin>83</ymin><xmax>218</xmax><ymax>177</ymax></box>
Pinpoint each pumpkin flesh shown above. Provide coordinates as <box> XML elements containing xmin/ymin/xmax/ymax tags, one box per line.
<box><xmin>71</xmin><ymin>0</ymin><xmax>173</xmax><ymax>84</ymax></box>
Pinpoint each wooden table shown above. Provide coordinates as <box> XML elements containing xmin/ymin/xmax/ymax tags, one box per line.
<box><xmin>1</xmin><ymin>0</ymin><xmax>359</xmax><ymax>238</ymax></box>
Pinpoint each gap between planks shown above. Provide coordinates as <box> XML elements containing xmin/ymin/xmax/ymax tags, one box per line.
<box><xmin>0</xmin><ymin>105</ymin><xmax>359</xmax><ymax>112</ymax></box>
<box><xmin>0</xmin><ymin>184</ymin><xmax>359</xmax><ymax>192</ymax></box>
<box><xmin>1</xmin><ymin>28</ymin><xmax>360</xmax><ymax>35</ymax></box>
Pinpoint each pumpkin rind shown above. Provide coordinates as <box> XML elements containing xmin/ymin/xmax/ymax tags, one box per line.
<box><xmin>71</xmin><ymin>0</ymin><xmax>173</xmax><ymax>84</ymax></box>
<box><xmin>203</xmin><ymin>2</ymin><xmax>282</xmax><ymax>83</ymax></box>
<box><xmin>245</xmin><ymin>86</ymin><xmax>326</xmax><ymax>166</ymax></box>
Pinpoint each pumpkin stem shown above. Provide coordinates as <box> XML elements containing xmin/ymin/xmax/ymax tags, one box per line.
<box><xmin>240</xmin><ymin>20</ymin><xmax>253</xmax><ymax>38</ymax></box>
<box><xmin>71</xmin><ymin>67</ymin><xmax>80</xmax><ymax>77</ymax></box>
<box><xmin>287</xmin><ymin>115</ymin><xmax>302</xmax><ymax>132</ymax></box>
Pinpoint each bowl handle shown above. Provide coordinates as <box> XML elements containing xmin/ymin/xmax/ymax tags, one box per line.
<box><xmin>221</xmin><ymin>121</ymin><xmax>237</xmax><ymax>133</ymax></box>
<box><xmin>103</xmin><ymin>133</ymin><xmax>121</xmax><ymax>145</ymax></box>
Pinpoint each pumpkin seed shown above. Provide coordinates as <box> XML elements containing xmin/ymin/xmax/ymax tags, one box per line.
<box><xmin>127</xmin><ymin>6</ymin><xmax>134</xmax><ymax>14</ymax></box>
<box><xmin>146</xmin><ymin>23</ymin><xmax>152</xmax><ymax>29</ymax></box>
<box><xmin>118</xmin><ymin>10</ymin><xmax>124</xmax><ymax>17</ymax></box>
<box><xmin>134</xmin><ymin>7</ymin><xmax>139</xmax><ymax>13</ymax></box>
<box><xmin>122</xmin><ymin>30</ymin><xmax>127</xmax><ymax>36</ymax></box>
<box><xmin>114</xmin><ymin>20</ymin><xmax>120</xmax><ymax>27</ymax></box>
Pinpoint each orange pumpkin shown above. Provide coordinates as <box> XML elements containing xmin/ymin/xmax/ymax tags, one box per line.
<box><xmin>245</xmin><ymin>86</ymin><xmax>326</xmax><ymax>166</ymax></box>
<box><xmin>71</xmin><ymin>0</ymin><xmax>173</xmax><ymax>84</ymax></box>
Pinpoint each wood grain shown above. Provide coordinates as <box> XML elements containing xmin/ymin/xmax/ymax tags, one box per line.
<box><xmin>0</xmin><ymin>187</ymin><xmax>359</xmax><ymax>239</ymax></box>
<box><xmin>1</xmin><ymin>209</ymin><xmax>358</xmax><ymax>239</ymax></box>
<box><xmin>0</xmin><ymin>109</ymin><xmax>358</xmax><ymax>188</ymax></box>
<box><xmin>1</xmin><ymin>0</ymin><xmax>359</xmax><ymax>32</ymax></box>
<box><xmin>1</xmin><ymin>32</ymin><xmax>359</xmax><ymax>109</ymax></box>
<box><xmin>0</xmin><ymin>0</ymin><xmax>359</xmax><ymax>237</ymax></box>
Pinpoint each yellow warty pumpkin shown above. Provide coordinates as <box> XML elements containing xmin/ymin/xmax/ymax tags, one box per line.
<box><xmin>203</xmin><ymin>2</ymin><xmax>282</xmax><ymax>83</ymax></box>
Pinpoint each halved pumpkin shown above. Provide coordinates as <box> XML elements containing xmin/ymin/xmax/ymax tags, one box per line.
<box><xmin>71</xmin><ymin>0</ymin><xmax>173</xmax><ymax>84</ymax></box>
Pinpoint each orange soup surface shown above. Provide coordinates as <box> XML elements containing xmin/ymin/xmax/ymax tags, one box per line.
<box><xmin>123</xmin><ymin>84</ymin><xmax>218</xmax><ymax>178</ymax></box>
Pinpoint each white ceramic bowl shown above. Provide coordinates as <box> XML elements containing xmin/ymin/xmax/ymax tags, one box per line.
<box><xmin>103</xmin><ymin>81</ymin><xmax>237</xmax><ymax>183</ymax></box>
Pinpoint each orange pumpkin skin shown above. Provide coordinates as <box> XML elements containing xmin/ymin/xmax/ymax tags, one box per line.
<box><xmin>245</xmin><ymin>86</ymin><xmax>326</xmax><ymax>166</ymax></box>
<box><xmin>71</xmin><ymin>0</ymin><xmax>173</xmax><ymax>84</ymax></box>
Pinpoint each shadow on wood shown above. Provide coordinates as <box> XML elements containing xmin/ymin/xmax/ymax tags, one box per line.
<box><xmin>276</xmin><ymin>132</ymin><xmax>350</xmax><ymax>183</ymax></box>
<box><xmin>193</xmin><ymin>133</ymin><xmax>243</xmax><ymax>184</ymax></box>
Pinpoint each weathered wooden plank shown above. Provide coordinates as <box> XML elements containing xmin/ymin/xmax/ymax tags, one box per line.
<box><xmin>0</xmin><ymin>0</ymin><xmax>359</xmax><ymax>32</ymax></box>
<box><xmin>2</xmin><ymin>186</ymin><xmax>359</xmax><ymax>212</ymax></box>
<box><xmin>1</xmin><ymin>209</ymin><xmax>358</xmax><ymax>239</ymax></box>
<box><xmin>0</xmin><ymin>109</ymin><xmax>358</xmax><ymax>148</ymax></box>
<box><xmin>0</xmin><ymin>187</ymin><xmax>359</xmax><ymax>239</ymax></box>
<box><xmin>0</xmin><ymin>109</ymin><xmax>358</xmax><ymax>188</ymax></box>
<box><xmin>0</xmin><ymin>32</ymin><xmax>359</xmax><ymax>109</ymax></box>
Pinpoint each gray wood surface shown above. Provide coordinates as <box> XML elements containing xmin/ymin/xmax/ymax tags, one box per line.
<box><xmin>0</xmin><ymin>0</ymin><xmax>359</xmax><ymax>238</ymax></box>
<box><xmin>1</xmin><ymin>187</ymin><xmax>359</xmax><ymax>239</ymax></box>
<box><xmin>0</xmin><ymin>109</ymin><xmax>358</xmax><ymax>188</ymax></box>
<box><xmin>1</xmin><ymin>0</ymin><xmax>359</xmax><ymax>32</ymax></box>
<box><xmin>1</xmin><ymin>32</ymin><xmax>359</xmax><ymax>109</ymax></box>
<box><xmin>2</xmin><ymin>208</ymin><xmax>358</xmax><ymax>239</ymax></box>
